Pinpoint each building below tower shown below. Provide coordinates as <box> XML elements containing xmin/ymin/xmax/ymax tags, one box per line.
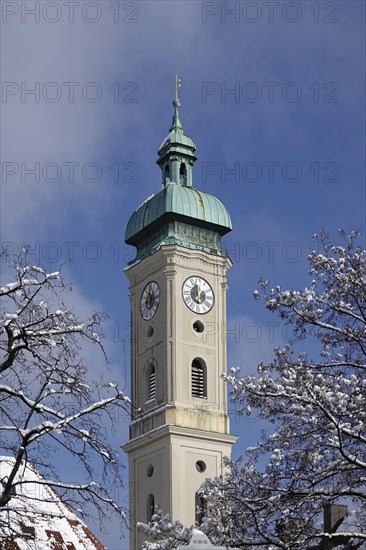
<box><xmin>0</xmin><ymin>456</ymin><xmax>105</xmax><ymax>549</ymax></box>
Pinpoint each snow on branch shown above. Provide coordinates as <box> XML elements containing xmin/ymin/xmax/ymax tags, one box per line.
<box><xmin>139</xmin><ymin>231</ymin><xmax>366</xmax><ymax>549</ymax></box>
<box><xmin>0</xmin><ymin>250</ymin><xmax>130</xmax><ymax>534</ymax></box>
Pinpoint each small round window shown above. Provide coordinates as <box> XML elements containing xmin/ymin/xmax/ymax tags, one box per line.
<box><xmin>195</xmin><ymin>460</ymin><xmax>206</xmax><ymax>473</ymax></box>
<box><xmin>193</xmin><ymin>320</ymin><xmax>204</xmax><ymax>333</ymax></box>
<box><xmin>147</xmin><ymin>464</ymin><xmax>154</xmax><ymax>477</ymax></box>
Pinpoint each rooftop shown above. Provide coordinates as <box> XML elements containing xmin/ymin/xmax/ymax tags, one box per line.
<box><xmin>0</xmin><ymin>456</ymin><xmax>105</xmax><ymax>550</ymax></box>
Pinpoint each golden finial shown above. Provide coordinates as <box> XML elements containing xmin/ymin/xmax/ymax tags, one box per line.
<box><xmin>175</xmin><ymin>74</ymin><xmax>181</xmax><ymax>100</ymax></box>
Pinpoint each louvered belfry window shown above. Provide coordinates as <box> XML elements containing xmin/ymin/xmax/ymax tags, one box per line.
<box><xmin>191</xmin><ymin>359</ymin><xmax>206</xmax><ymax>398</ymax></box>
<box><xmin>149</xmin><ymin>365</ymin><xmax>156</xmax><ymax>400</ymax></box>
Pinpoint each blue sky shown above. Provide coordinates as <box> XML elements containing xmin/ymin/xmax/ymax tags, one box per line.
<box><xmin>1</xmin><ymin>1</ymin><xmax>365</xmax><ymax>548</ymax></box>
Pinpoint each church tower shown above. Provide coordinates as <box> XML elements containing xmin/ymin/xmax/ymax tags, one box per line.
<box><xmin>123</xmin><ymin>84</ymin><xmax>237</xmax><ymax>550</ymax></box>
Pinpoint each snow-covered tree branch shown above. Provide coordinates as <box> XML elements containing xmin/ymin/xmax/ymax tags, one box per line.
<box><xmin>139</xmin><ymin>229</ymin><xmax>366</xmax><ymax>549</ymax></box>
<box><xmin>138</xmin><ymin>508</ymin><xmax>192</xmax><ymax>550</ymax></box>
<box><xmin>0</xmin><ymin>248</ymin><xmax>130</xmax><ymax>538</ymax></box>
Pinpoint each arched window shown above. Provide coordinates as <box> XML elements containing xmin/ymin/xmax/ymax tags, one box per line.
<box><xmin>164</xmin><ymin>165</ymin><xmax>170</xmax><ymax>184</ymax></box>
<box><xmin>195</xmin><ymin>492</ymin><xmax>207</xmax><ymax>525</ymax></box>
<box><xmin>149</xmin><ymin>365</ymin><xmax>156</xmax><ymax>400</ymax></box>
<box><xmin>146</xmin><ymin>362</ymin><xmax>156</xmax><ymax>402</ymax></box>
<box><xmin>147</xmin><ymin>493</ymin><xmax>155</xmax><ymax>522</ymax></box>
<box><xmin>180</xmin><ymin>162</ymin><xmax>187</xmax><ymax>185</ymax></box>
<box><xmin>191</xmin><ymin>358</ymin><xmax>207</xmax><ymax>398</ymax></box>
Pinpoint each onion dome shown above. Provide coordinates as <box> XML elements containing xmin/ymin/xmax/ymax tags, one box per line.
<box><xmin>125</xmin><ymin>92</ymin><xmax>231</xmax><ymax>262</ymax></box>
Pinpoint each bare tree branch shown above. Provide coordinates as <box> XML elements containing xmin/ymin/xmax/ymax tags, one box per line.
<box><xmin>0</xmin><ymin>248</ymin><xmax>130</xmax><ymax>537</ymax></box>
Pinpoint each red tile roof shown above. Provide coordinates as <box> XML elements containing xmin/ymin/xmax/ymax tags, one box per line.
<box><xmin>0</xmin><ymin>457</ymin><xmax>106</xmax><ymax>550</ymax></box>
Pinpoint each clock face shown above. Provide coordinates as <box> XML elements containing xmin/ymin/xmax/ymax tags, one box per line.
<box><xmin>182</xmin><ymin>276</ymin><xmax>214</xmax><ymax>314</ymax></box>
<box><xmin>140</xmin><ymin>281</ymin><xmax>160</xmax><ymax>320</ymax></box>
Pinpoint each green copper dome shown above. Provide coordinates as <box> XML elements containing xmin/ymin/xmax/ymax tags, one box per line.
<box><xmin>158</xmin><ymin>130</ymin><xmax>196</xmax><ymax>156</ymax></box>
<box><xmin>126</xmin><ymin>182</ymin><xmax>232</xmax><ymax>242</ymax></box>
<box><xmin>125</xmin><ymin>92</ymin><xmax>232</xmax><ymax>262</ymax></box>
<box><xmin>158</xmin><ymin>98</ymin><xmax>197</xmax><ymax>156</ymax></box>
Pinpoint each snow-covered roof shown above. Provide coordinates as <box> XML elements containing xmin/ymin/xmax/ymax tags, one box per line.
<box><xmin>0</xmin><ymin>456</ymin><xmax>105</xmax><ymax>550</ymax></box>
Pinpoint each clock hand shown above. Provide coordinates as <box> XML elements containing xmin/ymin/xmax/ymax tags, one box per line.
<box><xmin>191</xmin><ymin>284</ymin><xmax>199</xmax><ymax>302</ymax></box>
<box><xmin>197</xmin><ymin>284</ymin><xmax>205</xmax><ymax>303</ymax></box>
<box><xmin>196</xmin><ymin>285</ymin><xmax>204</xmax><ymax>303</ymax></box>
<box><xmin>146</xmin><ymin>289</ymin><xmax>154</xmax><ymax>309</ymax></box>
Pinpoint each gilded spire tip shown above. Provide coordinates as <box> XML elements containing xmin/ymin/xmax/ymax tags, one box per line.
<box><xmin>170</xmin><ymin>75</ymin><xmax>183</xmax><ymax>132</ymax></box>
<box><xmin>175</xmin><ymin>74</ymin><xmax>181</xmax><ymax>100</ymax></box>
<box><xmin>173</xmin><ymin>75</ymin><xmax>181</xmax><ymax>109</ymax></box>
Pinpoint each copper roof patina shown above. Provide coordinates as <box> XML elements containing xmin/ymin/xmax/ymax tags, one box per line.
<box><xmin>125</xmin><ymin>92</ymin><xmax>232</xmax><ymax>262</ymax></box>
<box><xmin>125</xmin><ymin>183</ymin><xmax>232</xmax><ymax>243</ymax></box>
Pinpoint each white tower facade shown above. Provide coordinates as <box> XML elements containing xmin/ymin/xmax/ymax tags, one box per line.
<box><xmin>123</xmin><ymin>94</ymin><xmax>236</xmax><ymax>550</ymax></box>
